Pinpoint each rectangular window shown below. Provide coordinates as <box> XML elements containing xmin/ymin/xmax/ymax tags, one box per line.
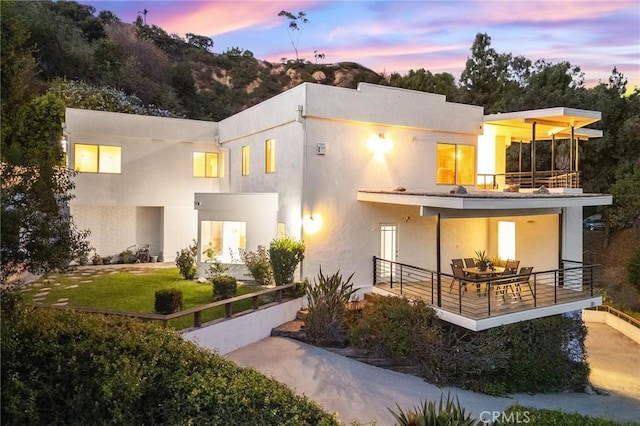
<box><xmin>74</xmin><ymin>144</ymin><xmax>121</xmax><ymax>173</ymax></box>
<box><xmin>242</xmin><ymin>145</ymin><xmax>250</xmax><ymax>176</ymax></box>
<box><xmin>265</xmin><ymin>139</ymin><xmax>276</xmax><ymax>173</ymax></box>
<box><xmin>192</xmin><ymin>152</ymin><xmax>220</xmax><ymax>177</ymax></box>
<box><xmin>498</xmin><ymin>221</ymin><xmax>516</xmax><ymax>261</ymax></box>
<box><xmin>200</xmin><ymin>220</ymin><xmax>247</xmax><ymax>264</ymax></box>
<box><xmin>436</xmin><ymin>143</ymin><xmax>475</xmax><ymax>185</ymax></box>
<box><xmin>219</xmin><ymin>152</ymin><xmax>225</xmax><ymax>178</ymax></box>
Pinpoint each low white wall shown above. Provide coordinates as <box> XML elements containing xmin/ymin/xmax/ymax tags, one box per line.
<box><xmin>583</xmin><ymin>309</ymin><xmax>640</xmax><ymax>344</ymax></box>
<box><xmin>182</xmin><ymin>298</ymin><xmax>304</xmax><ymax>355</ymax></box>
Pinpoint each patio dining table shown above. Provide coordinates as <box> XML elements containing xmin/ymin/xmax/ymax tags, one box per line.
<box><xmin>463</xmin><ymin>266</ymin><xmax>505</xmax><ymax>296</ymax></box>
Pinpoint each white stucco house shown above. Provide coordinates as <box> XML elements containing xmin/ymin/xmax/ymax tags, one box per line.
<box><xmin>65</xmin><ymin>82</ymin><xmax>612</xmax><ymax>330</ymax></box>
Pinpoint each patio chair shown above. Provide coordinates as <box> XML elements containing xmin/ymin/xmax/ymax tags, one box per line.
<box><xmin>464</xmin><ymin>258</ymin><xmax>475</xmax><ymax>268</ymax></box>
<box><xmin>452</xmin><ymin>258</ymin><xmax>465</xmax><ymax>268</ymax></box>
<box><xmin>502</xmin><ymin>259</ymin><xmax>520</xmax><ymax>276</ymax></box>
<box><xmin>449</xmin><ymin>264</ymin><xmax>468</xmax><ymax>294</ymax></box>
<box><xmin>512</xmin><ymin>266</ymin><xmax>533</xmax><ymax>299</ymax></box>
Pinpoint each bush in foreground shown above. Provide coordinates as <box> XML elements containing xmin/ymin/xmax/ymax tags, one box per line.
<box><xmin>1</xmin><ymin>293</ymin><xmax>338</xmax><ymax>425</ymax></box>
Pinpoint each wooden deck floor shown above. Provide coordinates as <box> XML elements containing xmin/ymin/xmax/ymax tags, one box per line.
<box><xmin>375</xmin><ymin>277</ymin><xmax>594</xmax><ymax>320</ymax></box>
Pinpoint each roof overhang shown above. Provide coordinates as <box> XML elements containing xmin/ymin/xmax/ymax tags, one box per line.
<box><xmin>357</xmin><ymin>190</ymin><xmax>613</xmax><ymax>216</ymax></box>
<box><xmin>484</xmin><ymin>107</ymin><xmax>603</xmax><ymax>142</ymax></box>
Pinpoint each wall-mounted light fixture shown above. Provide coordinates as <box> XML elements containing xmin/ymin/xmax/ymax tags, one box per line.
<box><xmin>303</xmin><ymin>213</ymin><xmax>323</xmax><ymax>234</ymax></box>
<box><xmin>367</xmin><ymin>132</ymin><xmax>392</xmax><ymax>156</ymax></box>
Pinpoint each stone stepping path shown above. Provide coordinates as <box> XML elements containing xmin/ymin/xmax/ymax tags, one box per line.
<box><xmin>34</xmin><ymin>292</ymin><xmax>49</xmax><ymax>298</ymax></box>
<box><xmin>56</xmin><ymin>298</ymin><xmax>69</xmax><ymax>302</ymax></box>
<box><xmin>52</xmin><ymin>302</ymin><xmax>68</xmax><ymax>307</ymax></box>
<box><xmin>65</xmin><ymin>284</ymin><xmax>79</xmax><ymax>289</ymax></box>
<box><xmin>80</xmin><ymin>280</ymin><xmax>93</xmax><ymax>283</ymax></box>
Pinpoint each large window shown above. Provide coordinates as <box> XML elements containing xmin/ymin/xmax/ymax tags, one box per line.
<box><xmin>193</xmin><ymin>152</ymin><xmax>222</xmax><ymax>178</ymax></box>
<box><xmin>74</xmin><ymin>144</ymin><xmax>121</xmax><ymax>173</ymax></box>
<box><xmin>436</xmin><ymin>143</ymin><xmax>475</xmax><ymax>185</ymax></box>
<box><xmin>242</xmin><ymin>145</ymin><xmax>250</xmax><ymax>176</ymax></box>
<box><xmin>200</xmin><ymin>220</ymin><xmax>247</xmax><ymax>263</ymax></box>
<box><xmin>265</xmin><ymin>139</ymin><xmax>275</xmax><ymax>173</ymax></box>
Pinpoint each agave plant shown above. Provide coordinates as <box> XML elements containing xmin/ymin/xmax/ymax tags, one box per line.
<box><xmin>304</xmin><ymin>267</ymin><xmax>357</xmax><ymax>345</ymax></box>
<box><xmin>389</xmin><ymin>392</ymin><xmax>480</xmax><ymax>426</ymax></box>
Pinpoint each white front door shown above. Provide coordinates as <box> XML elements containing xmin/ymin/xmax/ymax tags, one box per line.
<box><xmin>380</xmin><ymin>224</ymin><xmax>398</xmax><ymax>277</ymax></box>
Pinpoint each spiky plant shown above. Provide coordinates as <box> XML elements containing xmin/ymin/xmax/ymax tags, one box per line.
<box><xmin>304</xmin><ymin>268</ymin><xmax>357</xmax><ymax>345</ymax></box>
<box><xmin>389</xmin><ymin>392</ymin><xmax>479</xmax><ymax>426</ymax></box>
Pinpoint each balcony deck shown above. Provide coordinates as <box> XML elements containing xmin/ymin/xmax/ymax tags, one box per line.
<box><xmin>372</xmin><ymin>258</ymin><xmax>602</xmax><ymax>330</ymax></box>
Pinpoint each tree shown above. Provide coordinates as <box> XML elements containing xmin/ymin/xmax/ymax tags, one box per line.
<box><xmin>185</xmin><ymin>33</ymin><xmax>213</xmax><ymax>51</ymax></box>
<box><xmin>277</xmin><ymin>10</ymin><xmax>308</xmax><ymax>62</ymax></box>
<box><xmin>1</xmin><ymin>93</ymin><xmax>91</xmax><ymax>283</ymax></box>
<box><xmin>608</xmin><ymin>167</ymin><xmax>640</xmax><ymax>229</ymax></box>
<box><xmin>459</xmin><ymin>33</ymin><xmax>530</xmax><ymax>113</ymax></box>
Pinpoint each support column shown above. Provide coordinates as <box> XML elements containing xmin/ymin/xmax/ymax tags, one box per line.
<box><xmin>531</xmin><ymin>121</ymin><xmax>537</xmax><ymax>188</ymax></box>
<box><xmin>570</xmin><ymin>125</ymin><xmax>574</xmax><ymax>172</ymax></box>
<box><xmin>436</xmin><ymin>213</ymin><xmax>441</xmax><ymax>307</ymax></box>
<box><xmin>551</xmin><ymin>134</ymin><xmax>556</xmax><ymax>173</ymax></box>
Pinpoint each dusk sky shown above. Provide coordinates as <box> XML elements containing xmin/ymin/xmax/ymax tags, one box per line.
<box><xmin>82</xmin><ymin>0</ymin><xmax>640</xmax><ymax>92</ymax></box>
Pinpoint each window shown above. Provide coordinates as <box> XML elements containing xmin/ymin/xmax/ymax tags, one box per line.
<box><xmin>242</xmin><ymin>145</ymin><xmax>250</xmax><ymax>176</ymax></box>
<box><xmin>498</xmin><ymin>221</ymin><xmax>516</xmax><ymax>260</ymax></box>
<box><xmin>265</xmin><ymin>139</ymin><xmax>276</xmax><ymax>173</ymax></box>
<box><xmin>74</xmin><ymin>144</ymin><xmax>121</xmax><ymax>173</ymax></box>
<box><xmin>193</xmin><ymin>152</ymin><xmax>221</xmax><ymax>177</ymax></box>
<box><xmin>436</xmin><ymin>143</ymin><xmax>475</xmax><ymax>185</ymax></box>
<box><xmin>200</xmin><ymin>220</ymin><xmax>246</xmax><ymax>263</ymax></box>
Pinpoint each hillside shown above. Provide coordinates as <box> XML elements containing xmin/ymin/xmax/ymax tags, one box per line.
<box><xmin>584</xmin><ymin>228</ymin><xmax>640</xmax><ymax>311</ymax></box>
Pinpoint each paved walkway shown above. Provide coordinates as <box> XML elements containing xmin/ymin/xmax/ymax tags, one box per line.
<box><xmin>227</xmin><ymin>323</ymin><xmax>640</xmax><ymax>425</ymax></box>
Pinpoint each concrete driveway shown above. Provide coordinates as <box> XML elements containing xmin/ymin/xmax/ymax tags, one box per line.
<box><xmin>227</xmin><ymin>323</ymin><xmax>640</xmax><ymax>425</ymax></box>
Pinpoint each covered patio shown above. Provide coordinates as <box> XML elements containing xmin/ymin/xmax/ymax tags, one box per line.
<box><xmin>358</xmin><ymin>189</ymin><xmax>611</xmax><ymax>330</ymax></box>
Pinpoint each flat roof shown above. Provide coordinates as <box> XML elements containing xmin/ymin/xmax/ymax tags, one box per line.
<box><xmin>357</xmin><ymin>189</ymin><xmax>612</xmax><ymax>213</ymax></box>
<box><xmin>484</xmin><ymin>107</ymin><xmax>603</xmax><ymax>142</ymax></box>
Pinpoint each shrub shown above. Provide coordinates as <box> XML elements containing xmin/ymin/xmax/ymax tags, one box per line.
<box><xmin>154</xmin><ymin>288</ymin><xmax>184</xmax><ymax>314</ymax></box>
<box><xmin>305</xmin><ymin>268</ymin><xmax>357</xmax><ymax>345</ymax></box>
<box><xmin>628</xmin><ymin>244</ymin><xmax>640</xmax><ymax>290</ymax></box>
<box><xmin>1</xmin><ymin>297</ymin><xmax>338</xmax><ymax>425</ymax></box>
<box><xmin>206</xmin><ymin>259</ymin><xmax>229</xmax><ymax>281</ymax></box>
<box><xmin>495</xmin><ymin>404</ymin><xmax>627</xmax><ymax>425</ymax></box>
<box><xmin>212</xmin><ymin>275</ymin><xmax>237</xmax><ymax>300</ymax></box>
<box><xmin>101</xmin><ymin>255</ymin><xmax>112</xmax><ymax>265</ymax></box>
<box><xmin>269</xmin><ymin>237</ymin><xmax>305</xmax><ymax>286</ymax></box>
<box><xmin>117</xmin><ymin>249</ymin><xmax>136</xmax><ymax>264</ymax></box>
<box><xmin>349</xmin><ymin>295</ymin><xmax>440</xmax><ymax>359</ymax></box>
<box><xmin>91</xmin><ymin>253</ymin><xmax>102</xmax><ymax>265</ymax></box>
<box><xmin>285</xmin><ymin>278</ymin><xmax>309</xmax><ymax>298</ymax></box>
<box><xmin>243</xmin><ymin>245</ymin><xmax>273</xmax><ymax>286</ymax></box>
<box><xmin>176</xmin><ymin>240</ymin><xmax>197</xmax><ymax>280</ymax></box>
<box><xmin>389</xmin><ymin>393</ymin><xmax>479</xmax><ymax>426</ymax></box>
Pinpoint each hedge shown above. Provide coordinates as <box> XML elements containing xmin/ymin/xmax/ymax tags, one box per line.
<box><xmin>1</xmin><ymin>293</ymin><xmax>338</xmax><ymax>426</ymax></box>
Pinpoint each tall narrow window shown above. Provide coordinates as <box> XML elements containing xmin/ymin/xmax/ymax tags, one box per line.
<box><xmin>218</xmin><ymin>151</ymin><xmax>225</xmax><ymax>178</ymax></box>
<box><xmin>242</xmin><ymin>145</ymin><xmax>250</xmax><ymax>176</ymax></box>
<box><xmin>192</xmin><ymin>152</ymin><xmax>220</xmax><ymax>177</ymax></box>
<box><xmin>436</xmin><ymin>143</ymin><xmax>475</xmax><ymax>185</ymax></box>
<box><xmin>498</xmin><ymin>221</ymin><xmax>516</xmax><ymax>260</ymax></box>
<box><xmin>74</xmin><ymin>144</ymin><xmax>121</xmax><ymax>173</ymax></box>
<box><xmin>265</xmin><ymin>139</ymin><xmax>276</xmax><ymax>173</ymax></box>
<box><xmin>379</xmin><ymin>224</ymin><xmax>397</xmax><ymax>278</ymax></box>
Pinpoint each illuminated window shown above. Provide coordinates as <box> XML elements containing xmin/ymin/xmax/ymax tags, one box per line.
<box><xmin>218</xmin><ymin>152</ymin><xmax>225</xmax><ymax>178</ymax></box>
<box><xmin>242</xmin><ymin>145</ymin><xmax>250</xmax><ymax>176</ymax></box>
<box><xmin>74</xmin><ymin>144</ymin><xmax>121</xmax><ymax>173</ymax></box>
<box><xmin>436</xmin><ymin>143</ymin><xmax>475</xmax><ymax>185</ymax></box>
<box><xmin>192</xmin><ymin>152</ymin><xmax>220</xmax><ymax>177</ymax></box>
<box><xmin>498</xmin><ymin>221</ymin><xmax>516</xmax><ymax>260</ymax></box>
<box><xmin>200</xmin><ymin>220</ymin><xmax>246</xmax><ymax>264</ymax></box>
<box><xmin>265</xmin><ymin>139</ymin><xmax>276</xmax><ymax>173</ymax></box>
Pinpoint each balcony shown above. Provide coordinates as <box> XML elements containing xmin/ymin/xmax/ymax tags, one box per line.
<box><xmin>372</xmin><ymin>257</ymin><xmax>602</xmax><ymax>331</ymax></box>
<box><xmin>477</xmin><ymin>170</ymin><xmax>581</xmax><ymax>190</ymax></box>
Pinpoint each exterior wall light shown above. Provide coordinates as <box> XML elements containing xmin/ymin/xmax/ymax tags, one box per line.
<box><xmin>367</xmin><ymin>132</ymin><xmax>392</xmax><ymax>156</ymax></box>
<box><xmin>303</xmin><ymin>214</ymin><xmax>323</xmax><ymax>234</ymax></box>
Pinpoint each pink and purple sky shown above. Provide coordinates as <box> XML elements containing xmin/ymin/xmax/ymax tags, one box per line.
<box><xmin>82</xmin><ymin>0</ymin><xmax>640</xmax><ymax>93</ymax></box>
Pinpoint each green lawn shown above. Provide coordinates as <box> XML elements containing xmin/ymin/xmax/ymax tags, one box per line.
<box><xmin>24</xmin><ymin>266</ymin><xmax>269</xmax><ymax>330</ymax></box>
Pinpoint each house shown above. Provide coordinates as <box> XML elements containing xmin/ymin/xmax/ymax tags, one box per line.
<box><xmin>65</xmin><ymin>82</ymin><xmax>612</xmax><ymax>330</ymax></box>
